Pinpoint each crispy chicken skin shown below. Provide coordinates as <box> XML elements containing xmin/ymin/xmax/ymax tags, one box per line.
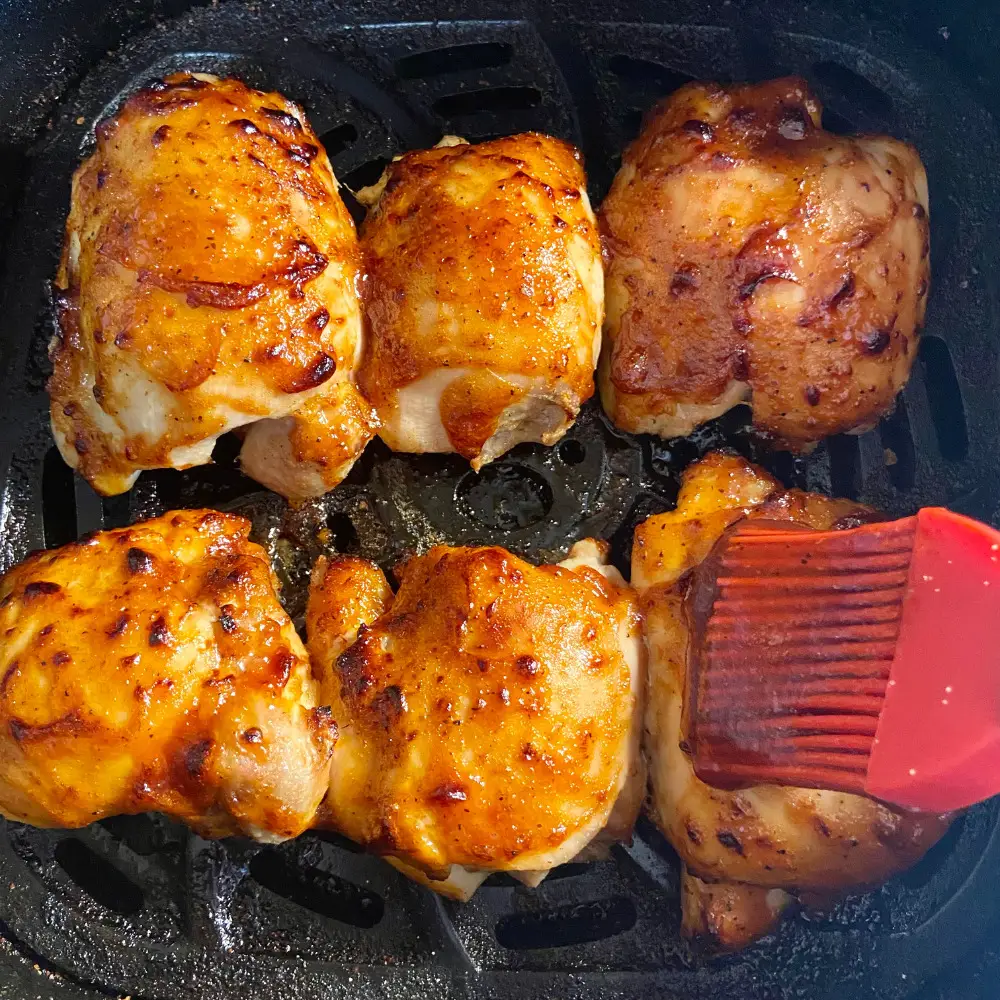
<box><xmin>0</xmin><ymin>510</ymin><xmax>335</xmax><ymax>841</ymax></box>
<box><xmin>50</xmin><ymin>73</ymin><xmax>376</xmax><ymax>501</ymax></box>
<box><xmin>632</xmin><ymin>453</ymin><xmax>952</xmax><ymax>951</ymax></box>
<box><xmin>306</xmin><ymin>539</ymin><xmax>644</xmax><ymax>899</ymax></box>
<box><xmin>600</xmin><ymin>78</ymin><xmax>930</xmax><ymax>450</ymax></box>
<box><xmin>357</xmin><ymin>134</ymin><xmax>603</xmax><ymax>469</ymax></box>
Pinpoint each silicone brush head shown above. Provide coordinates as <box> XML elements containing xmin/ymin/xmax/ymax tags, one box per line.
<box><xmin>685</xmin><ymin>508</ymin><xmax>1000</xmax><ymax>812</ymax></box>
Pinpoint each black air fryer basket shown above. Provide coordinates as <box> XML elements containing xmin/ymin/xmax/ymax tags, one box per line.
<box><xmin>1</xmin><ymin>1</ymin><xmax>999</xmax><ymax>998</ymax></box>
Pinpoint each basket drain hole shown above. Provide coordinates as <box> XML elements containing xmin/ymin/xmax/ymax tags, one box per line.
<box><xmin>249</xmin><ymin>848</ymin><xmax>383</xmax><ymax>928</ymax></box>
<box><xmin>327</xmin><ymin>511</ymin><xmax>361</xmax><ymax>554</ymax></box>
<box><xmin>396</xmin><ymin>42</ymin><xmax>514</xmax><ymax>80</ymax></box>
<box><xmin>919</xmin><ymin>336</ymin><xmax>968</xmax><ymax>461</ymax></box>
<box><xmin>320</xmin><ymin>122</ymin><xmax>359</xmax><ymax>159</ymax></box>
<box><xmin>434</xmin><ymin>86</ymin><xmax>542</xmax><ymax>118</ymax></box>
<box><xmin>457</xmin><ymin>463</ymin><xmax>553</xmax><ymax>530</ymax></box>
<box><xmin>54</xmin><ymin>837</ymin><xmax>144</xmax><ymax>916</ymax></box>
<box><xmin>557</xmin><ymin>438</ymin><xmax>586</xmax><ymax>465</ymax></box>
<box><xmin>495</xmin><ymin>897</ymin><xmax>636</xmax><ymax>949</ymax></box>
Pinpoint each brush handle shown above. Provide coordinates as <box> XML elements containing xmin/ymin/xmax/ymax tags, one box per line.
<box><xmin>865</xmin><ymin>508</ymin><xmax>1000</xmax><ymax>812</ymax></box>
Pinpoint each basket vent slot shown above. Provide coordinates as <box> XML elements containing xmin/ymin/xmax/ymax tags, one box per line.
<box><xmin>879</xmin><ymin>398</ymin><xmax>916</xmax><ymax>492</ymax></box>
<box><xmin>827</xmin><ymin>434</ymin><xmax>862</xmax><ymax>500</ymax></box>
<box><xmin>54</xmin><ymin>837</ymin><xmax>144</xmax><ymax>916</ymax></box>
<box><xmin>396</xmin><ymin>42</ymin><xmax>514</xmax><ymax>79</ymax></box>
<box><xmin>495</xmin><ymin>897</ymin><xmax>636</xmax><ymax>949</ymax></box>
<box><xmin>42</xmin><ymin>447</ymin><xmax>78</xmax><ymax>548</ymax></box>
<box><xmin>812</xmin><ymin>61</ymin><xmax>894</xmax><ymax>122</ymax></box>
<box><xmin>249</xmin><ymin>848</ymin><xmax>384</xmax><ymax>928</ymax></box>
<box><xmin>919</xmin><ymin>335</ymin><xmax>969</xmax><ymax>461</ymax></box>
<box><xmin>434</xmin><ymin>86</ymin><xmax>542</xmax><ymax>118</ymax></box>
<box><xmin>607</xmin><ymin>54</ymin><xmax>692</xmax><ymax>96</ymax></box>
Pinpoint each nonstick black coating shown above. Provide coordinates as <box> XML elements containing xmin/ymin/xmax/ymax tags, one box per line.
<box><xmin>0</xmin><ymin>1</ymin><xmax>999</xmax><ymax>998</ymax></box>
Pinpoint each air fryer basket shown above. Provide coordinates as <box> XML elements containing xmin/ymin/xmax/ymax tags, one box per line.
<box><xmin>1</xmin><ymin>1</ymin><xmax>999</xmax><ymax>998</ymax></box>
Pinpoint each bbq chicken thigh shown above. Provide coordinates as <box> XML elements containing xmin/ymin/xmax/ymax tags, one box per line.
<box><xmin>600</xmin><ymin>77</ymin><xmax>930</xmax><ymax>450</ymax></box>
<box><xmin>0</xmin><ymin>510</ymin><xmax>335</xmax><ymax>841</ymax></box>
<box><xmin>50</xmin><ymin>73</ymin><xmax>376</xmax><ymax>501</ymax></box>
<box><xmin>306</xmin><ymin>540</ymin><xmax>644</xmax><ymax>899</ymax></box>
<box><xmin>632</xmin><ymin>453</ymin><xmax>952</xmax><ymax>951</ymax></box>
<box><xmin>357</xmin><ymin>134</ymin><xmax>603</xmax><ymax>469</ymax></box>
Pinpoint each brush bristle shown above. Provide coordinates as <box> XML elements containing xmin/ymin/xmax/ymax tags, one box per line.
<box><xmin>688</xmin><ymin>516</ymin><xmax>918</xmax><ymax>794</ymax></box>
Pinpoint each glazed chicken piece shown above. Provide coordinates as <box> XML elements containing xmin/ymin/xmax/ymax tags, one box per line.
<box><xmin>306</xmin><ymin>539</ymin><xmax>644</xmax><ymax>898</ymax></box>
<box><xmin>357</xmin><ymin>134</ymin><xmax>603</xmax><ymax>469</ymax></box>
<box><xmin>632</xmin><ymin>453</ymin><xmax>952</xmax><ymax>951</ymax></box>
<box><xmin>0</xmin><ymin>510</ymin><xmax>335</xmax><ymax>841</ymax></box>
<box><xmin>50</xmin><ymin>73</ymin><xmax>376</xmax><ymax>502</ymax></box>
<box><xmin>600</xmin><ymin>77</ymin><xmax>930</xmax><ymax>450</ymax></box>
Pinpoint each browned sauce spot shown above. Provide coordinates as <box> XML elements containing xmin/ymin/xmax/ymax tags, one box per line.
<box><xmin>183</xmin><ymin>739</ymin><xmax>213</xmax><ymax>777</ymax></box>
<box><xmin>310</xmin><ymin>308</ymin><xmax>330</xmax><ymax>332</ymax></box>
<box><xmin>804</xmin><ymin>384</ymin><xmax>821</xmax><ymax>406</ymax></box>
<box><xmin>829</xmin><ymin>273</ymin><xmax>856</xmax><ymax>308</ymax></box>
<box><xmin>777</xmin><ymin>106</ymin><xmax>810</xmax><ymax>140</ymax></box>
<box><xmin>286</xmin><ymin>352</ymin><xmax>337</xmax><ymax>393</ymax></box>
<box><xmin>731</xmin><ymin>347</ymin><xmax>750</xmax><ymax>381</ymax></box>
<box><xmin>337</xmin><ymin>640</ymin><xmax>373</xmax><ymax>698</ymax></box>
<box><xmin>218</xmin><ymin>608</ymin><xmax>237</xmax><ymax>633</ymax></box>
<box><xmin>716</xmin><ymin>830</ymin><xmax>744</xmax><ymax>855</ymax></box>
<box><xmin>52</xmin><ymin>651</ymin><xmax>70</xmax><ymax>666</ymax></box>
<box><xmin>686</xmin><ymin>821</ymin><xmax>703</xmax><ymax>845</ymax></box>
<box><xmin>229</xmin><ymin>118</ymin><xmax>261</xmax><ymax>135</ymax></box>
<box><xmin>148</xmin><ymin>616</ymin><xmax>169</xmax><ymax>647</ymax></box>
<box><xmin>127</xmin><ymin>547</ymin><xmax>154</xmax><ymax>574</ymax></box>
<box><xmin>857</xmin><ymin>328</ymin><xmax>891</xmax><ymax>355</ymax></box>
<box><xmin>104</xmin><ymin>612</ymin><xmax>128</xmax><ymax>639</ymax></box>
<box><xmin>670</xmin><ymin>267</ymin><xmax>699</xmax><ymax>296</ymax></box>
<box><xmin>430</xmin><ymin>783</ymin><xmax>468</xmax><ymax>804</ymax></box>
<box><xmin>260</xmin><ymin>106</ymin><xmax>302</xmax><ymax>132</ymax></box>
<box><xmin>682</xmin><ymin>119</ymin><xmax>714</xmax><ymax>142</ymax></box>
<box><xmin>371</xmin><ymin>685</ymin><xmax>406</xmax><ymax>730</ymax></box>
<box><xmin>151</xmin><ymin>124</ymin><xmax>171</xmax><ymax>146</ymax></box>
<box><xmin>288</xmin><ymin>142</ymin><xmax>319</xmax><ymax>166</ymax></box>
<box><xmin>270</xmin><ymin>650</ymin><xmax>294</xmax><ymax>688</ymax></box>
<box><xmin>241</xmin><ymin>727</ymin><xmax>263</xmax><ymax>744</ymax></box>
<box><xmin>96</xmin><ymin>169</ymin><xmax>108</xmax><ymax>189</ymax></box>
<box><xmin>74</xmin><ymin>435</ymin><xmax>89</xmax><ymax>455</ymax></box>
<box><xmin>516</xmin><ymin>654</ymin><xmax>541</xmax><ymax>677</ymax></box>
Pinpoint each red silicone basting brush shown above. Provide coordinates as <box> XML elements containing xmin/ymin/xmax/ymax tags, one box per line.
<box><xmin>685</xmin><ymin>508</ymin><xmax>1000</xmax><ymax>813</ymax></box>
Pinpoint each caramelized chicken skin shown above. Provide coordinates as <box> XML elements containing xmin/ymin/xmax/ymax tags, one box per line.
<box><xmin>358</xmin><ymin>134</ymin><xmax>603</xmax><ymax>469</ymax></box>
<box><xmin>600</xmin><ymin>78</ymin><xmax>930</xmax><ymax>449</ymax></box>
<box><xmin>632</xmin><ymin>453</ymin><xmax>951</xmax><ymax>950</ymax></box>
<box><xmin>50</xmin><ymin>73</ymin><xmax>375</xmax><ymax>501</ymax></box>
<box><xmin>307</xmin><ymin>540</ymin><xmax>644</xmax><ymax>898</ymax></box>
<box><xmin>0</xmin><ymin>510</ymin><xmax>335</xmax><ymax>841</ymax></box>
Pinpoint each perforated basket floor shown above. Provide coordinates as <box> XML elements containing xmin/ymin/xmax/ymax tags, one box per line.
<box><xmin>0</xmin><ymin>2</ymin><xmax>999</xmax><ymax>999</ymax></box>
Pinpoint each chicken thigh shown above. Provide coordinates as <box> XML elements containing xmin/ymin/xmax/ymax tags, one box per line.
<box><xmin>49</xmin><ymin>73</ymin><xmax>376</xmax><ymax>501</ymax></box>
<box><xmin>632</xmin><ymin>453</ymin><xmax>952</xmax><ymax>950</ymax></box>
<box><xmin>357</xmin><ymin>133</ymin><xmax>603</xmax><ymax>469</ymax></box>
<box><xmin>600</xmin><ymin>77</ymin><xmax>930</xmax><ymax>449</ymax></box>
<box><xmin>306</xmin><ymin>539</ymin><xmax>644</xmax><ymax>898</ymax></box>
<box><xmin>0</xmin><ymin>510</ymin><xmax>335</xmax><ymax>841</ymax></box>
